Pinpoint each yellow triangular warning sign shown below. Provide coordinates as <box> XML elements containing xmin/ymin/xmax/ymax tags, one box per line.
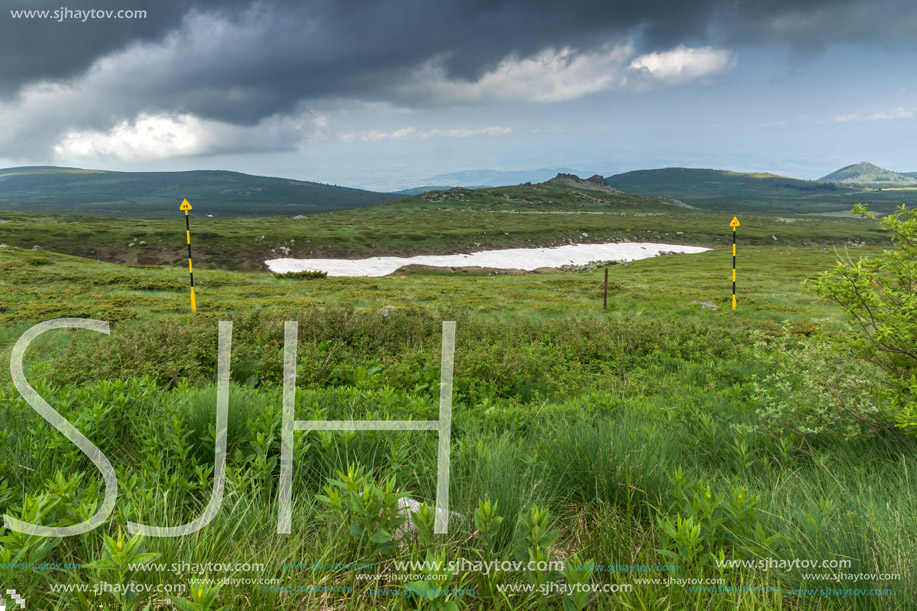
<box><xmin>730</xmin><ymin>216</ymin><xmax>740</xmax><ymax>228</ymax></box>
<box><xmin>179</xmin><ymin>199</ymin><xmax>192</xmax><ymax>211</ymax></box>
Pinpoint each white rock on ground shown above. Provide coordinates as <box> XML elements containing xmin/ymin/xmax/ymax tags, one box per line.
<box><xmin>265</xmin><ymin>242</ymin><xmax>709</xmax><ymax>277</ymax></box>
<box><xmin>393</xmin><ymin>497</ymin><xmax>464</xmax><ymax>543</ymax></box>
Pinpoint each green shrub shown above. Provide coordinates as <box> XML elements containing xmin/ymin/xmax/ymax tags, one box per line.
<box><xmin>272</xmin><ymin>269</ymin><xmax>328</xmax><ymax>279</ymax></box>
<box><xmin>751</xmin><ymin>332</ymin><xmax>898</xmax><ymax>439</ymax></box>
<box><xmin>809</xmin><ymin>204</ymin><xmax>917</xmax><ymax>432</ymax></box>
<box><xmin>316</xmin><ymin>463</ymin><xmax>408</xmax><ymax>558</ymax></box>
<box><xmin>656</xmin><ymin>469</ymin><xmax>778</xmax><ymax>568</ymax></box>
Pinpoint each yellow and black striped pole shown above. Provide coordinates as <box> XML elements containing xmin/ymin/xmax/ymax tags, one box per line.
<box><xmin>730</xmin><ymin>216</ymin><xmax>740</xmax><ymax>310</ymax></box>
<box><xmin>180</xmin><ymin>199</ymin><xmax>196</xmax><ymax>312</ymax></box>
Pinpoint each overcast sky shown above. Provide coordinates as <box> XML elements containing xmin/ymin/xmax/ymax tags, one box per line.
<box><xmin>1</xmin><ymin>0</ymin><xmax>916</xmax><ymax>190</ymax></box>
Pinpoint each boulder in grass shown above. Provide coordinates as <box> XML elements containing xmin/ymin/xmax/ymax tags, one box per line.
<box><xmin>392</xmin><ymin>497</ymin><xmax>464</xmax><ymax>544</ymax></box>
<box><xmin>393</xmin><ymin>497</ymin><xmax>422</xmax><ymax>542</ymax></box>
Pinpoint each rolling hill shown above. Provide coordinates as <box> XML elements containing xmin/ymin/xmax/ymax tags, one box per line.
<box><xmin>818</xmin><ymin>161</ymin><xmax>917</xmax><ymax>186</ymax></box>
<box><xmin>0</xmin><ymin>166</ymin><xmax>401</xmax><ymax>216</ymax></box>
<box><xmin>605</xmin><ymin>167</ymin><xmax>917</xmax><ymax>213</ymax></box>
<box><xmin>381</xmin><ymin>178</ymin><xmax>690</xmax><ymax>214</ymax></box>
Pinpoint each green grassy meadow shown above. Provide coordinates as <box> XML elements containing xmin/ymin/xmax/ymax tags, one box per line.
<box><xmin>0</xmin><ymin>194</ymin><xmax>914</xmax><ymax>610</ymax></box>
<box><xmin>0</xmin><ymin>183</ymin><xmax>889</xmax><ymax>270</ymax></box>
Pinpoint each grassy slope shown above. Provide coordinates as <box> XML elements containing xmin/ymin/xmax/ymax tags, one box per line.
<box><xmin>0</xmin><ymin>183</ymin><xmax>888</xmax><ymax>271</ymax></box>
<box><xmin>0</xmin><ymin>166</ymin><xmax>400</xmax><ymax>216</ymax></box>
<box><xmin>605</xmin><ymin>167</ymin><xmax>917</xmax><ymax>213</ymax></box>
<box><xmin>0</xmin><ymin>241</ymin><xmax>867</xmax><ymax>326</ymax></box>
<box><xmin>1</xmin><ymin>238</ymin><xmax>914</xmax><ymax>610</ymax></box>
<box><xmin>0</xmin><ymin>192</ymin><xmax>913</xmax><ymax>610</ymax></box>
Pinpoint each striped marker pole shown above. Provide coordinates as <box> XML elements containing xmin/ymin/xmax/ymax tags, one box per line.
<box><xmin>730</xmin><ymin>216</ymin><xmax>740</xmax><ymax>310</ymax></box>
<box><xmin>180</xmin><ymin>199</ymin><xmax>196</xmax><ymax>312</ymax></box>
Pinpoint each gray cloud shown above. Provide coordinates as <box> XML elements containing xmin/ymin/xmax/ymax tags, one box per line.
<box><xmin>1</xmin><ymin>0</ymin><xmax>915</xmax><ymax>159</ymax></box>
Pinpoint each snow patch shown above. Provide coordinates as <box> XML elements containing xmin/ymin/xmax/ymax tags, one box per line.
<box><xmin>265</xmin><ymin>242</ymin><xmax>709</xmax><ymax>277</ymax></box>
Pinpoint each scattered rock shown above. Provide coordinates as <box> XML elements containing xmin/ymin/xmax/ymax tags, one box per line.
<box><xmin>381</xmin><ymin>305</ymin><xmax>396</xmax><ymax>317</ymax></box>
<box><xmin>0</xmin><ymin>243</ymin><xmax>8</xmax><ymax>248</ymax></box>
<box><xmin>128</xmin><ymin>242</ymin><xmax>135</xmax><ymax>247</ymax></box>
<box><xmin>545</xmin><ymin>172</ymin><xmax>622</xmax><ymax>193</ymax></box>
<box><xmin>32</xmin><ymin>245</ymin><xmax>41</xmax><ymax>250</ymax></box>
<box><xmin>139</xmin><ymin>240</ymin><xmax>146</xmax><ymax>245</ymax></box>
<box><xmin>690</xmin><ymin>300</ymin><xmax>718</xmax><ymax>310</ymax></box>
<box><xmin>820</xmin><ymin>248</ymin><xmax>829</xmax><ymax>253</ymax></box>
<box><xmin>393</xmin><ymin>497</ymin><xmax>421</xmax><ymax>541</ymax></box>
<box><xmin>581</xmin><ymin>232</ymin><xmax>589</xmax><ymax>237</ymax></box>
<box><xmin>392</xmin><ymin>496</ymin><xmax>463</xmax><ymax>543</ymax></box>
<box><xmin>772</xmin><ymin>235</ymin><xmax>778</xmax><ymax>241</ymax></box>
<box><xmin>558</xmin><ymin>259</ymin><xmax>622</xmax><ymax>273</ymax></box>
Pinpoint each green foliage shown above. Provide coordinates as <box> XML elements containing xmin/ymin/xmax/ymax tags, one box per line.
<box><xmin>473</xmin><ymin>498</ymin><xmax>504</xmax><ymax>556</ymax></box>
<box><xmin>810</xmin><ymin>204</ymin><xmax>917</xmax><ymax>432</ymax></box>
<box><xmin>752</xmin><ymin>332</ymin><xmax>898</xmax><ymax>438</ymax></box>
<box><xmin>517</xmin><ymin>504</ymin><xmax>559</xmax><ymax>602</ymax></box>
<box><xmin>558</xmin><ymin>552</ymin><xmax>595</xmax><ymax>611</ymax></box>
<box><xmin>657</xmin><ymin>469</ymin><xmax>778</xmax><ymax>568</ymax></box>
<box><xmin>271</xmin><ymin>269</ymin><xmax>328</xmax><ymax>279</ymax></box>
<box><xmin>316</xmin><ymin>463</ymin><xmax>408</xmax><ymax>558</ymax></box>
<box><xmin>86</xmin><ymin>529</ymin><xmax>161</xmax><ymax>611</ymax></box>
<box><xmin>410</xmin><ymin>500</ymin><xmax>437</xmax><ymax>551</ymax></box>
<box><xmin>403</xmin><ymin>547</ymin><xmax>469</xmax><ymax>611</ymax></box>
<box><xmin>169</xmin><ymin>582</ymin><xmax>229</xmax><ymax>611</ymax></box>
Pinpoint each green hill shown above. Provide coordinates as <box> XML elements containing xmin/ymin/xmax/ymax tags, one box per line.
<box><xmin>818</xmin><ymin>162</ymin><xmax>917</xmax><ymax>186</ymax></box>
<box><xmin>0</xmin><ymin>166</ymin><xmax>400</xmax><ymax>217</ymax></box>
<box><xmin>605</xmin><ymin>167</ymin><xmax>917</xmax><ymax>213</ymax></box>
<box><xmin>381</xmin><ymin>181</ymin><xmax>686</xmax><ymax>213</ymax></box>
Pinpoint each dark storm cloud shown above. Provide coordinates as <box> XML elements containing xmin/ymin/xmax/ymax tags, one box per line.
<box><xmin>0</xmin><ymin>0</ymin><xmax>256</xmax><ymax>95</ymax></box>
<box><xmin>1</xmin><ymin>0</ymin><xmax>915</xmax><ymax>158</ymax></box>
<box><xmin>4</xmin><ymin>0</ymin><xmax>915</xmax><ymax>98</ymax></box>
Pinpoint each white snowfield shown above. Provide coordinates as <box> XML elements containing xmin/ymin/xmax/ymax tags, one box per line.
<box><xmin>265</xmin><ymin>242</ymin><xmax>709</xmax><ymax>277</ymax></box>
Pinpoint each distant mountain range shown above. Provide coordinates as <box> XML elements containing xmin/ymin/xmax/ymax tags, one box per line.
<box><xmin>2</xmin><ymin>162</ymin><xmax>915</xmax><ymax>218</ymax></box>
<box><xmin>817</xmin><ymin>161</ymin><xmax>917</xmax><ymax>185</ymax></box>
<box><xmin>394</xmin><ymin>185</ymin><xmax>491</xmax><ymax>195</ymax></box>
<box><xmin>0</xmin><ymin>166</ymin><xmax>400</xmax><ymax>216</ymax></box>
<box><xmin>604</xmin><ymin>165</ymin><xmax>917</xmax><ymax>213</ymax></box>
